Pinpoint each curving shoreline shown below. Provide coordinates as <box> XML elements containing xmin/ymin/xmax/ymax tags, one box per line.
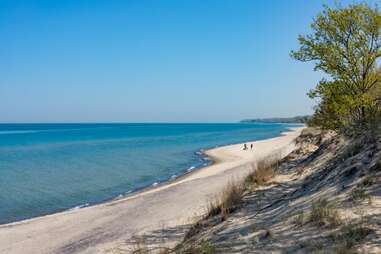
<box><xmin>0</xmin><ymin>127</ymin><xmax>304</xmax><ymax>254</ymax></box>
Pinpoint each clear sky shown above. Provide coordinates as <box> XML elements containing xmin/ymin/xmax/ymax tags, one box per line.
<box><xmin>0</xmin><ymin>0</ymin><xmax>376</xmax><ymax>123</ymax></box>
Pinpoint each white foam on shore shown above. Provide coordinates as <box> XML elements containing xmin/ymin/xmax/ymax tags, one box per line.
<box><xmin>0</xmin><ymin>130</ymin><xmax>40</xmax><ymax>135</ymax></box>
<box><xmin>187</xmin><ymin>166</ymin><xmax>196</xmax><ymax>172</ymax></box>
<box><xmin>69</xmin><ymin>203</ymin><xmax>89</xmax><ymax>211</ymax></box>
<box><xmin>152</xmin><ymin>182</ymin><xmax>159</xmax><ymax>187</ymax></box>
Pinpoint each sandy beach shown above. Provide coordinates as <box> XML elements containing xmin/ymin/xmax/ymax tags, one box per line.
<box><xmin>0</xmin><ymin>127</ymin><xmax>303</xmax><ymax>254</ymax></box>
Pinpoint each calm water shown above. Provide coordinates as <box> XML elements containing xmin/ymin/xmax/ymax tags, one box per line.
<box><xmin>0</xmin><ymin>123</ymin><xmax>297</xmax><ymax>224</ymax></box>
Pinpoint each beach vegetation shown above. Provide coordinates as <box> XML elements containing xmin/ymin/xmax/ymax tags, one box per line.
<box><xmin>350</xmin><ymin>185</ymin><xmax>369</xmax><ymax>202</ymax></box>
<box><xmin>309</xmin><ymin>198</ymin><xmax>341</xmax><ymax>227</ymax></box>
<box><xmin>291</xmin><ymin>3</ymin><xmax>381</xmax><ymax>134</ymax></box>
<box><xmin>245</xmin><ymin>158</ymin><xmax>278</xmax><ymax>187</ymax></box>
<box><xmin>207</xmin><ymin>181</ymin><xmax>244</xmax><ymax>219</ymax></box>
<box><xmin>294</xmin><ymin>211</ymin><xmax>305</xmax><ymax>227</ymax></box>
<box><xmin>350</xmin><ymin>174</ymin><xmax>376</xmax><ymax>203</ymax></box>
<box><xmin>192</xmin><ymin>240</ymin><xmax>216</xmax><ymax>254</ymax></box>
<box><xmin>331</xmin><ymin>221</ymin><xmax>371</xmax><ymax>254</ymax></box>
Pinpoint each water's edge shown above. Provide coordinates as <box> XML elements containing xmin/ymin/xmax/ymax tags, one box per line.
<box><xmin>0</xmin><ymin>126</ymin><xmax>296</xmax><ymax>227</ymax></box>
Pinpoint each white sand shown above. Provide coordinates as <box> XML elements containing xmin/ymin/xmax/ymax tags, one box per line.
<box><xmin>0</xmin><ymin>127</ymin><xmax>303</xmax><ymax>254</ymax></box>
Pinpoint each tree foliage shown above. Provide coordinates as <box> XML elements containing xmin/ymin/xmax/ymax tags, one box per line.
<box><xmin>291</xmin><ymin>3</ymin><xmax>381</xmax><ymax>133</ymax></box>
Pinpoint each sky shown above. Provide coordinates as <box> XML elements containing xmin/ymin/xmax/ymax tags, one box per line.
<box><xmin>0</xmin><ymin>0</ymin><xmax>377</xmax><ymax>123</ymax></box>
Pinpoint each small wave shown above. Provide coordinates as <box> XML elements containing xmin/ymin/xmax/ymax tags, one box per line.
<box><xmin>152</xmin><ymin>182</ymin><xmax>159</xmax><ymax>187</ymax></box>
<box><xmin>0</xmin><ymin>128</ymin><xmax>87</xmax><ymax>135</ymax></box>
<box><xmin>170</xmin><ymin>175</ymin><xmax>177</xmax><ymax>180</ymax></box>
<box><xmin>69</xmin><ymin>203</ymin><xmax>89</xmax><ymax>211</ymax></box>
<box><xmin>0</xmin><ymin>130</ymin><xmax>41</xmax><ymax>135</ymax></box>
<box><xmin>187</xmin><ymin>166</ymin><xmax>196</xmax><ymax>172</ymax></box>
<box><xmin>202</xmin><ymin>156</ymin><xmax>212</xmax><ymax>161</ymax></box>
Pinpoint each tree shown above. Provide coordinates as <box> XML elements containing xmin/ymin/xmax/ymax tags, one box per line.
<box><xmin>291</xmin><ymin>3</ymin><xmax>381</xmax><ymax>132</ymax></box>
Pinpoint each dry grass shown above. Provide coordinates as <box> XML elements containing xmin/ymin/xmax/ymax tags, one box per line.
<box><xmin>245</xmin><ymin>158</ymin><xmax>278</xmax><ymax>187</ymax></box>
<box><xmin>309</xmin><ymin>198</ymin><xmax>341</xmax><ymax>227</ymax></box>
<box><xmin>131</xmin><ymin>242</ymin><xmax>149</xmax><ymax>254</ymax></box>
<box><xmin>184</xmin><ymin>181</ymin><xmax>245</xmax><ymax>240</ymax></box>
<box><xmin>164</xmin><ymin>155</ymin><xmax>282</xmax><ymax>252</ymax></box>
<box><xmin>341</xmin><ymin>141</ymin><xmax>363</xmax><ymax>160</ymax></box>
<box><xmin>350</xmin><ymin>186</ymin><xmax>370</xmax><ymax>202</ymax></box>
<box><xmin>293</xmin><ymin>211</ymin><xmax>305</xmax><ymax>227</ymax></box>
<box><xmin>361</xmin><ymin>174</ymin><xmax>377</xmax><ymax>187</ymax></box>
<box><xmin>350</xmin><ymin>174</ymin><xmax>376</xmax><ymax>203</ymax></box>
<box><xmin>188</xmin><ymin>157</ymin><xmax>280</xmax><ymax>241</ymax></box>
<box><xmin>332</xmin><ymin>222</ymin><xmax>371</xmax><ymax>254</ymax></box>
<box><xmin>186</xmin><ymin>157</ymin><xmax>281</xmax><ymax>244</ymax></box>
<box><xmin>183</xmin><ymin>157</ymin><xmax>282</xmax><ymax>252</ymax></box>
<box><xmin>207</xmin><ymin>181</ymin><xmax>244</xmax><ymax>219</ymax></box>
<box><xmin>177</xmin><ymin>240</ymin><xmax>216</xmax><ymax>254</ymax></box>
<box><xmin>112</xmin><ymin>237</ymin><xmax>172</xmax><ymax>254</ymax></box>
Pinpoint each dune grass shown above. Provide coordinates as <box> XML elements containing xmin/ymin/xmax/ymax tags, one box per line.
<box><xmin>332</xmin><ymin>222</ymin><xmax>371</xmax><ymax>254</ymax></box>
<box><xmin>206</xmin><ymin>157</ymin><xmax>280</xmax><ymax>220</ymax></box>
<box><xmin>309</xmin><ymin>198</ymin><xmax>341</xmax><ymax>227</ymax></box>
<box><xmin>207</xmin><ymin>181</ymin><xmax>245</xmax><ymax>219</ymax></box>
<box><xmin>125</xmin><ymin>241</ymin><xmax>216</xmax><ymax>254</ymax></box>
<box><xmin>244</xmin><ymin>158</ymin><xmax>279</xmax><ymax>188</ymax></box>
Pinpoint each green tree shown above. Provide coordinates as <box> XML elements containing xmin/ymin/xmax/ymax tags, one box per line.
<box><xmin>291</xmin><ymin>3</ymin><xmax>381</xmax><ymax>132</ymax></box>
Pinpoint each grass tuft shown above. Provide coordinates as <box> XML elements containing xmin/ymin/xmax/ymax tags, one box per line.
<box><xmin>332</xmin><ymin>222</ymin><xmax>371</xmax><ymax>254</ymax></box>
<box><xmin>178</xmin><ymin>240</ymin><xmax>215</xmax><ymax>254</ymax></box>
<box><xmin>207</xmin><ymin>181</ymin><xmax>244</xmax><ymax>219</ymax></box>
<box><xmin>130</xmin><ymin>238</ymin><xmax>149</xmax><ymax>254</ymax></box>
<box><xmin>350</xmin><ymin>186</ymin><xmax>370</xmax><ymax>202</ymax></box>
<box><xmin>361</xmin><ymin>174</ymin><xmax>376</xmax><ymax>187</ymax></box>
<box><xmin>309</xmin><ymin>198</ymin><xmax>341</xmax><ymax>227</ymax></box>
<box><xmin>245</xmin><ymin>159</ymin><xmax>278</xmax><ymax>187</ymax></box>
<box><xmin>293</xmin><ymin>211</ymin><xmax>305</xmax><ymax>227</ymax></box>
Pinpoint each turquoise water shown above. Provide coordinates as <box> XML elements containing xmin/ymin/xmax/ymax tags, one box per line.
<box><xmin>0</xmin><ymin>123</ymin><xmax>297</xmax><ymax>224</ymax></box>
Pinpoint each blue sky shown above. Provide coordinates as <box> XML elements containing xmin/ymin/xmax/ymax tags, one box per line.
<box><xmin>0</xmin><ymin>0</ymin><xmax>376</xmax><ymax>122</ymax></box>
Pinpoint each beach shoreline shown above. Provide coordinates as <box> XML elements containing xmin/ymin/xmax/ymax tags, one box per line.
<box><xmin>0</xmin><ymin>127</ymin><xmax>304</xmax><ymax>254</ymax></box>
<box><xmin>0</xmin><ymin>126</ymin><xmax>299</xmax><ymax>227</ymax></box>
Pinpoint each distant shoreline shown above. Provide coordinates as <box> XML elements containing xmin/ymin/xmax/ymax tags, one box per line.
<box><xmin>241</xmin><ymin>116</ymin><xmax>310</xmax><ymax>124</ymax></box>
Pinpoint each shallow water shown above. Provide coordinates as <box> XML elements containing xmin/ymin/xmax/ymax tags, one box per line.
<box><xmin>0</xmin><ymin>123</ymin><xmax>298</xmax><ymax>224</ymax></box>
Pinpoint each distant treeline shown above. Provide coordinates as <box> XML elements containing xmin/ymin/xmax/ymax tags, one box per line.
<box><xmin>241</xmin><ymin>115</ymin><xmax>310</xmax><ymax>124</ymax></box>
